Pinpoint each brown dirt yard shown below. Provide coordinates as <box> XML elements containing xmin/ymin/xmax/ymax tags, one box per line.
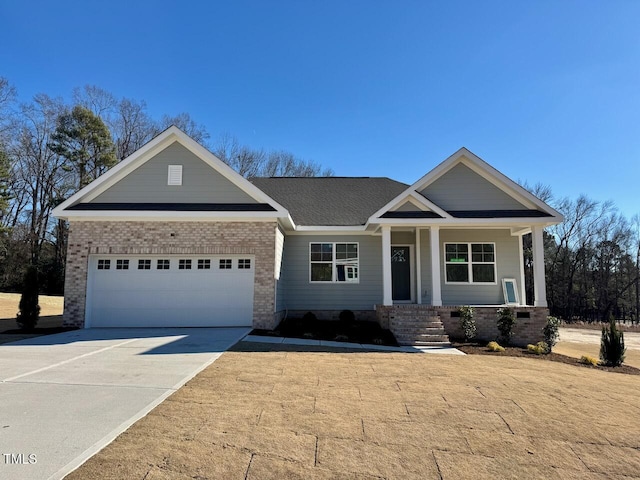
<box><xmin>67</xmin><ymin>341</ymin><xmax>640</xmax><ymax>480</ymax></box>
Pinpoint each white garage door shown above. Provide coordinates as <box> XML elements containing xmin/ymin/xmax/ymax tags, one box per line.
<box><xmin>86</xmin><ymin>255</ymin><xmax>254</xmax><ymax>327</ymax></box>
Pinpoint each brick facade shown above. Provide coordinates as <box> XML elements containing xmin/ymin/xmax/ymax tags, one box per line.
<box><xmin>63</xmin><ymin>221</ymin><xmax>279</xmax><ymax>329</ymax></box>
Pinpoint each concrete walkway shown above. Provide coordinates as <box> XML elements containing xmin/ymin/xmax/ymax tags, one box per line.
<box><xmin>0</xmin><ymin>327</ymin><xmax>249</xmax><ymax>480</ymax></box>
<box><xmin>242</xmin><ymin>334</ymin><xmax>465</xmax><ymax>355</ymax></box>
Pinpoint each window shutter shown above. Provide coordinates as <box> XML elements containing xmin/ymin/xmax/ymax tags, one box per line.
<box><xmin>167</xmin><ymin>165</ymin><xmax>183</xmax><ymax>185</ymax></box>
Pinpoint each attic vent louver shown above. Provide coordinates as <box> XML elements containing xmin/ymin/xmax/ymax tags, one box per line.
<box><xmin>168</xmin><ymin>165</ymin><xmax>183</xmax><ymax>186</ymax></box>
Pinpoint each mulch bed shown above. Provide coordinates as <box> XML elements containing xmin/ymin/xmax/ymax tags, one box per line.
<box><xmin>251</xmin><ymin>317</ymin><xmax>398</xmax><ymax>346</ymax></box>
<box><xmin>453</xmin><ymin>341</ymin><xmax>640</xmax><ymax>376</ymax></box>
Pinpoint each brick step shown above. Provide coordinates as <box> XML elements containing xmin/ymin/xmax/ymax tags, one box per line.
<box><xmin>395</xmin><ymin>334</ymin><xmax>450</xmax><ymax>343</ymax></box>
<box><xmin>407</xmin><ymin>341</ymin><xmax>453</xmax><ymax>347</ymax></box>
<box><xmin>390</xmin><ymin>319</ymin><xmax>442</xmax><ymax>326</ymax></box>
<box><xmin>391</xmin><ymin>327</ymin><xmax>446</xmax><ymax>335</ymax></box>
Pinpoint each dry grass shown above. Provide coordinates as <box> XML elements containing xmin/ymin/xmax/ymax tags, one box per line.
<box><xmin>555</xmin><ymin>341</ymin><xmax>640</xmax><ymax>370</ymax></box>
<box><xmin>67</xmin><ymin>341</ymin><xmax>640</xmax><ymax>480</ymax></box>
<box><xmin>0</xmin><ymin>292</ymin><xmax>64</xmax><ymax>339</ymax></box>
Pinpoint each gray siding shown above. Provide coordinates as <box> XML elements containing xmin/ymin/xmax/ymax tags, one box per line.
<box><xmin>419</xmin><ymin>163</ymin><xmax>526</xmax><ymax>211</ymax></box>
<box><xmin>279</xmin><ymin>234</ymin><xmax>382</xmax><ymax>311</ymax></box>
<box><xmin>391</xmin><ymin>231</ymin><xmax>415</xmax><ymax>245</ymax></box>
<box><xmin>92</xmin><ymin>142</ymin><xmax>258</xmax><ymax>204</ymax></box>
<box><xmin>439</xmin><ymin>229</ymin><xmax>522</xmax><ymax>305</ymax></box>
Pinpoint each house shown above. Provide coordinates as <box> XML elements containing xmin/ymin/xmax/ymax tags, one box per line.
<box><xmin>53</xmin><ymin>126</ymin><xmax>563</xmax><ymax>345</ymax></box>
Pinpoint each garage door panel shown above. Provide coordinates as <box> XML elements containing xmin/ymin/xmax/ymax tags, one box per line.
<box><xmin>87</xmin><ymin>256</ymin><xmax>254</xmax><ymax>328</ymax></box>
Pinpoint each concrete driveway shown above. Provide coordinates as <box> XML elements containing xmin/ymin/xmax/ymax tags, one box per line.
<box><xmin>0</xmin><ymin>327</ymin><xmax>249</xmax><ymax>480</ymax></box>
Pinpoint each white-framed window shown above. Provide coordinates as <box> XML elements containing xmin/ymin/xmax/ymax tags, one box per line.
<box><xmin>179</xmin><ymin>259</ymin><xmax>192</xmax><ymax>270</ymax></box>
<box><xmin>445</xmin><ymin>242</ymin><xmax>496</xmax><ymax>284</ymax></box>
<box><xmin>197</xmin><ymin>259</ymin><xmax>211</xmax><ymax>270</ymax></box>
<box><xmin>116</xmin><ymin>259</ymin><xmax>129</xmax><ymax>270</ymax></box>
<box><xmin>219</xmin><ymin>259</ymin><xmax>232</xmax><ymax>270</ymax></box>
<box><xmin>167</xmin><ymin>165</ymin><xmax>183</xmax><ymax>185</ymax></box>
<box><xmin>238</xmin><ymin>259</ymin><xmax>251</xmax><ymax>269</ymax></box>
<box><xmin>138</xmin><ymin>259</ymin><xmax>151</xmax><ymax>270</ymax></box>
<box><xmin>309</xmin><ymin>242</ymin><xmax>359</xmax><ymax>283</ymax></box>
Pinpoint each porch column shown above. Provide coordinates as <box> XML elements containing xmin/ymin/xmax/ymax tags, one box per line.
<box><xmin>382</xmin><ymin>225</ymin><xmax>393</xmax><ymax>306</ymax></box>
<box><xmin>517</xmin><ymin>234</ymin><xmax>527</xmax><ymax>305</ymax></box>
<box><xmin>532</xmin><ymin>225</ymin><xmax>547</xmax><ymax>307</ymax></box>
<box><xmin>430</xmin><ymin>226</ymin><xmax>442</xmax><ymax>306</ymax></box>
<box><xmin>416</xmin><ymin>228</ymin><xmax>422</xmax><ymax>304</ymax></box>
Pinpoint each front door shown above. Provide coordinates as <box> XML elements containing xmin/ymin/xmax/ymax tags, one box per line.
<box><xmin>391</xmin><ymin>246</ymin><xmax>411</xmax><ymax>301</ymax></box>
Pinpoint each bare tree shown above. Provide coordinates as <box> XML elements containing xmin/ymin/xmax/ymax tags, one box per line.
<box><xmin>157</xmin><ymin>113</ymin><xmax>210</xmax><ymax>145</ymax></box>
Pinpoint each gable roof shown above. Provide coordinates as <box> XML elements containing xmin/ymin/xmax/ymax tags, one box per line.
<box><xmin>52</xmin><ymin>126</ymin><xmax>292</xmax><ymax>222</ymax></box>
<box><xmin>250</xmin><ymin>177</ymin><xmax>408</xmax><ymax>226</ymax></box>
<box><xmin>368</xmin><ymin>147</ymin><xmax>563</xmax><ymax>225</ymax></box>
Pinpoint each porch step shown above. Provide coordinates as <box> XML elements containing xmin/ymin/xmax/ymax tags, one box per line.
<box><xmin>391</xmin><ymin>327</ymin><xmax>446</xmax><ymax>335</ymax></box>
<box><xmin>395</xmin><ymin>334</ymin><xmax>450</xmax><ymax>344</ymax></box>
<box><xmin>411</xmin><ymin>341</ymin><xmax>453</xmax><ymax>347</ymax></box>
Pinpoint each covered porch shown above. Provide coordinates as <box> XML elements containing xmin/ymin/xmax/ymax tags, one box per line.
<box><xmin>375</xmin><ymin>224</ymin><xmax>550</xmax><ymax>346</ymax></box>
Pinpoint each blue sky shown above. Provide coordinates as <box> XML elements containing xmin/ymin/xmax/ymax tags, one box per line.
<box><xmin>1</xmin><ymin>1</ymin><xmax>639</xmax><ymax>217</ymax></box>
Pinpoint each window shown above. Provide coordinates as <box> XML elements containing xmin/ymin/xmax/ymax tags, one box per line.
<box><xmin>445</xmin><ymin>243</ymin><xmax>496</xmax><ymax>284</ymax></box>
<box><xmin>310</xmin><ymin>242</ymin><xmax>359</xmax><ymax>283</ymax></box>
<box><xmin>157</xmin><ymin>259</ymin><xmax>170</xmax><ymax>270</ymax></box>
<box><xmin>116</xmin><ymin>259</ymin><xmax>129</xmax><ymax>270</ymax></box>
<box><xmin>219</xmin><ymin>259</ymin><xmax>232</xmax><ymax>269</ymax></box>
<box><xmin>97</xmin><ymin>259</ymin><xmax>110</xmax><ymax>270</ymax></box>
<box><xmin>197</xmin><ymin>259</ymin><xmax>211</xmax><ymax>270</ymax></box>
<box><xmin>138</xmin><ymin>259</ymin><xmax>151</xmax><ymax>270</ymax></box>
<box><xmin>238</xmin><ymin>259</ymin><xmax>251</xmax><ymax>269</ymax></box>
<box><xmin>179</xmin><ymin>259</ymin><xmax>192</xmax><ymax>270</ymax></box>
<box><xmin>167</xmin><ymin>165</ymin><xmax>183</xmax><ymax>185</ymax></box>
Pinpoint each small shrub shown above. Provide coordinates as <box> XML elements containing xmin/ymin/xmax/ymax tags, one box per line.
<box><xmin>580</xmin><ymin>355</ymin><xmax>599</xmax><ymax>366</ymax></box>
<box><xmin>302</xmin><ymin>332</ymin><xmax>315</xmax><ymax>339</ymax></box>
<box><xmin>302</xmin><ymin>311</ymin><xmax>317</xmax><ymax>322</ymax></box>
<box><xmin>334</xmin><ymin>334</ymin><xmax>349</xmax><ymax>342</ymax></box>
<box><xmin>17</xmin><ymin>265</ymin><xmax>40</xmax><ymax>331</ymax></box>
<box><xmin>373</xmin><ymin>338</ymin><xmax>383</xmax><ymax>345</ymax></box>
<box><xmin>339</xmin><ymin>310</ymin><xmax>355</xmax><ymax>324</ymax></box>
<box><xmin>487</xmin><ymin>341</ymin><xmax>505</xmax><ymax>352</ymax></box>
<box><xmin>496</xmin><ymin>307</ymin><xmax>516</xmax><ymax>345</ymax></box>
<box><xmin>458</xmin><ymin>306</ymin><xmax>476</xmax><ymax>341</ymax></box>
<box><xmin>543</xmin><ymin>316</ymin><xmax>561</xmax><ymax>352</ymax></box>
<box><xmin>527</xmin><ymin>342</ymin><xmax>548</xmax><ymax>355</ymax></box>
<box><xmin>600</xmin><ymin>320</ymin><xmax>626</xmax><ymax>367</ymax></box>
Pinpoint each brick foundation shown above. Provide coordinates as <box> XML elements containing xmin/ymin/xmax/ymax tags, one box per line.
<box><xmin>63</xmin><ymin>221</ymin><xmax>279</xmax><ymax>329</ymax></box>
<box><xmin>377</xmin><ymin>305</ymin><xmax>549</xmax><ymax>347</ymax></box>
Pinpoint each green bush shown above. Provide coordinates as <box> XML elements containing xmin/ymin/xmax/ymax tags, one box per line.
<box><xmin>487</xmin><ymin>341</ymin><xmax>505</xmax><ymax>352</ymax></box>
<box><xmin>600</xmin><ymin>320</ymin><xmax>626</xmax><ymax>367</ymax></box>
<box><xmin>17</xmin><ymin>265</ymin><xmax>40</xmax><ymax>331</ymax></box>
<box><xmin>458</xmin><ymin>306</ymin><xmax>476</xmax><ymax>341</ymax></box>
<box><xmin>339</xmin><ymin>310</ymin><xmax>355</xmax><ymax>324</ymax></box>
<box><xmin>496</xmin><ymin>307</ymin><xmax>516</xmax><ymax>345</ymax></box>
<box><xmin>302</xmin><ymin>311</ymin><xmax>317</xmax><ymax>322</ymax></box>
<box><xmin>543</xmin><ymin>316</ymin><xmax>560</xmax><ymax>352</ymax></box>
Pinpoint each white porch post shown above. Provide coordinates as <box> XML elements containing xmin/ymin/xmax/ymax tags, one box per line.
<box><xmin>517</xmin><ymin>234</ymin><xmax>527</xmax><ymax>305</ymax></box>
<box><xmin>430</xmin><ymin>226</ymin><xmax>442</xmax><ymax>306</ymax></box>
<box><xmin>532</xmin><ymin>225</ymin><xmax>548</xmax><ymax>307</ymax></box>
<box><xmin>416</xmin><ymin>228</ymin><xmax>422</xmax><ymax>304</ymax></box>
<box><xmin>382</xmin><ymin>225</ymin><xmax>393</xmax><ymax>306</ymax></box>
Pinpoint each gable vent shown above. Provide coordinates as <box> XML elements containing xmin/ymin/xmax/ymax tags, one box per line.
<box><xmin>168</xmin><ymin>165</ymin><xmax>183</xmax><ymax>186</ymax></box>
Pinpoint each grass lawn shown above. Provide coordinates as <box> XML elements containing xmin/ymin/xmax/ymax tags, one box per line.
<box><xmin>0</xmin><ymin>292</ymin><xmax>66</xmax><ymax>344</ymax></box>
<box><xmin>68</xmin><ymin>341</ymin><xmax>640</xmax><ymax>480</ymax></box>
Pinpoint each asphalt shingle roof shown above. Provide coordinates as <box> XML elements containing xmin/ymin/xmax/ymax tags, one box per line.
<box><xmin>250</xmin><ymin>177</ymin><xmax>408</xmax><ymax>226</ymax></box>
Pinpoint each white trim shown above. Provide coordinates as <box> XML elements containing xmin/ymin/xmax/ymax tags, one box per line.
<box><xmin>532</xmin><ymin>225</ymin><xmax>547</xmax><ymax>307</ymax></box>
<box><xmin>167</xmin><ymin>164</ymin><xmax>183</xmax><ymax>186</ymax></box>
<box><xmin>53</xmin><ymin>126</ymin><xmax>291</xmax><ymax>220</ymax></box>
<box><xmin>308</xmin><ymin>241</ymin><xmax>360</xmax><ymax>284</ymax></box>
<box><xmin>294</xmin><ymin>225</ymin><xmax>368</xmax><ymax>232</ymax></box>
<box><xmin>502</xmin><ymin>278</ymin><xmax>520</xmax><ymax>306</ymax></box>
<box><xmin>391</xmin><ymin>244</ymin><xmax>415</xmax><ymax>303</ymax></box>
<box><xmin>373</xmin><ymin>217</ymin><xmax>558</xmax><ymax>227</ymax></box>
<box><xmin>368</xmin><ymin>191</ymin><xmax>450</xmax><ymax>223</ymax></box>
<box><xmin>430</xmin><ymin>226</ymin><xmax>442</xmax><ymax>306</ymax></box>
<box><xmin>56</xmin><ymin>212</ymin><xmax>283</xmax><ymax>222</ymax></box>
<box><xmin>444</xmin><ymin>242</ymin><xmax>498</xmax><ymax>285</ymax></box>
<box><xmin>382</xmin><ymin>226</ymin><xmax>392</xmax><ymax>305</ymax></box>
<box><xmin>517</xmin><ymin>234</ymin><xmax>527</xmax><ymax>306</ymax></box>
<box><xmin>416</xmin><ymin>228</ymin><xmax>422</xmax><ymax>305</ymax></box>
